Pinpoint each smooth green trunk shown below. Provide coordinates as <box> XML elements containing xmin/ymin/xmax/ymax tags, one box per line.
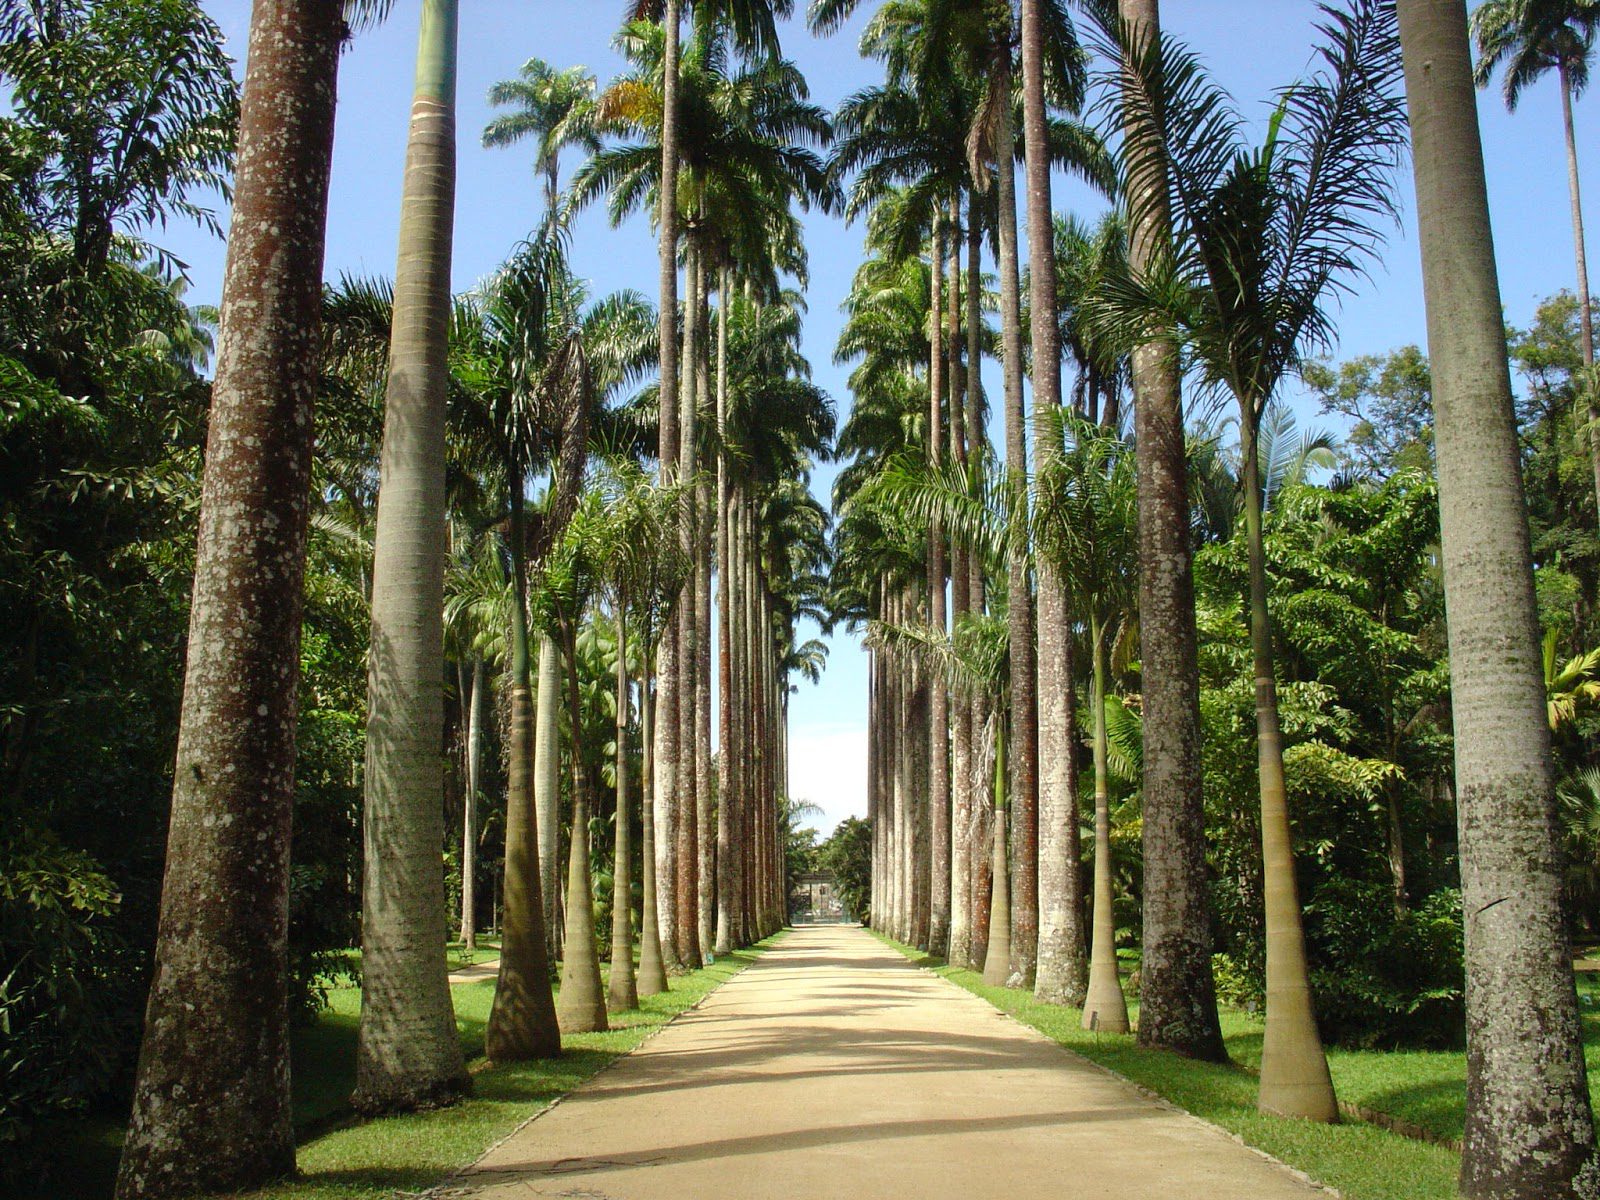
<box><xmin>353</xmin><ymin>0</ymin><xmax>469</xmax><ymax>1112</ymax></box>
<box><xmin>1081</xmin><ymin>619</ymin><xmax>1128</xmax><ymax>1033</ymax></box>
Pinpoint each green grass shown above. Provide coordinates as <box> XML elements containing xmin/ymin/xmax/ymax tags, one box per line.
<box><xmin>28</xmin><ymin>939</ymin><xmax>775</xmax><ymax>1200</ymax></box>
<box><xmin>875</xmin><ymin>933</ymin><xmax>1461</xmax><ymax>1200</ymax></box>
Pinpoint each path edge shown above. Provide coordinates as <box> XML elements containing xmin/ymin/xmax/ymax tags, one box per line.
<box><xmin>874</xmin><ymin>933</ymin><xmax>1342</xmax><ymax>1199</ymax></box>
<box><xmin>424</xmin><ymin>932</ymin><xmax>788</xmax><ymax>1198</ymax></box>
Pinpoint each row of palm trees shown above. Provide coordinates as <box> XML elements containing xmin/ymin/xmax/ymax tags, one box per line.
<box><xmin>841</xmin><ymin>2</ymin><xmax>1600</xmax><ymax>1199</ymax></box>
<box><xmin>112</xmin><ymin>1</ymin><xmax>831</xmax><ymax>1197</ymax></box>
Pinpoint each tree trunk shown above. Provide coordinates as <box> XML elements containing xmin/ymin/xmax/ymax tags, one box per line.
<box><xmin>1081</xmin><ymin>620</ymin><xmax>1129</xmax><ymax>1032</ymax></box>
<box><xmin>653</xmin><ymin>0</ymin><xmax>683</xmax><ymax>976</ymax></box>
<box><xmin>608</xmin><ymin>606</ymin><xmax>638</xmax><ymax>1012</ymax></box>
<box><xmin>993</xmin><ymin>64</ymin><xmax>1038</xmax><ymax>988</ymax></box>
<box><xmin>1240</xmin><ymin>421</ymin><xmax>1336</xmax><ymax>1120</ymax></box>
<box><xmin>557</xmin><ymin>625</ymin><xmax>609</xmax><ymax>1033</ymax></box>
<box><xmin>485</xmin><ymin>490</ymin><xmax>561</xmax><ymax>1061</ymax></box>
<box><xmin>353</xmin><ymin>0</ymin><xmax>469</xmax><ymax>1113</ymax></box>
<box><xmin>1397</xmin><ymin>4</ymin><xmax>1598</xmax><ymax>1194</ymax></box>
<box><xmin>947</xmin><ymin>198</ymin><xmax>973</xmax><ymax>968</ymax></box>
<box><xmin>534</xmin><ymin>634</ymin><xmax>563</xmax><ymax>959</ymax></box>
<box><xmin>461</xmin><ymin>658</ymin><xmax>485</xmax><ymax>949</ymax></box>
<box><xmin>982</xmin><ymin>720</ymin><xmax>1012</xmax><ymax>987</ymax></box>
<box><xmin>1558</xmin><ymin>62</ymin><xmax>1600</xmax><ymax>523</ymax></box>
<box><xmin>1023</xmin><ymin>0</ymin><xmax>1086</xmax><ymax>1008</ymax></box>
<box><xmin>695</xmin><ymin>315</ymin><xmax>715</xmax><ymax>961</ymax></box>
<box><xmin>675</xmin><ymin>234</ymin><xmax>702</xmax><ymax>969</ymax></box>
<box><xmin>715</xmin><ymin>270</ymin><xmax>738</xmax><ymax>955</ymax></box>
<box><xmin>1117</xmin><ymin>0</ymin><xmax>1226</xmax><ymax>1064</ymax></box>
<box><xmin>113</xmin><ymin>2</ymin><xmax>340</xmax><ymax>1193</ymax></box>
<box><xmin>928</xmin><ymin>213</ymin><xmax>952</xmax><ymax>957</ymax></box>
<box><xmin>638</xmin><ymin>675</ymin><xmax>670</xmax><ymax>995</ymax></box>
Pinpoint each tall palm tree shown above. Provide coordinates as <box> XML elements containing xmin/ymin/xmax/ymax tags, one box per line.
<box><xmin>114</xmin><ymin>0</ymin><xmax>353</xmax><ymax>1192</ymax></box>
<box><xmin>483</xmin><ymin>58</ymin><xmax>603</xmax><ymax>211</ymax></box>
<box><xmin>1035</xmin><ymin>414</ymin><xmax>1137</xmax><ymax>1033</ymax></box>
<box><xmin>353</xmin><ymin>0</ymin><xmax>470</xmax><ymax>1115</ymax></box>
<box><xmin>1472</xmin><ymin>0</ymin><xmax>1600</xmax><ymax>514</ymax></box>
<box><xmin>1092</xmin><ymin>0</ymin><xmax>1407</xmax><ymax>1120</ymax></box>
<box><xmin>1398</xmin><ymin>1</ymin><xmax>1599</xmax><ymax>1195</ymax></box>
<box><xmin>1105</xmin><ymin>0</ymin><xmax>1225</xmax><ymax>1067</ymax></box>
<box><xmin>456</xmin><ymin>231</ymin><xmax>595</xmax><ymax>1064</ymax></box>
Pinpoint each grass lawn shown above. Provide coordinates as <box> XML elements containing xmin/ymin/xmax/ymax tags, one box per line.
<box><xmin>28</xmin><ymin>938</ymin><xmax>775</xmax><ymax>1200</ymax></box>
<box><xmin>876</xmin><ymin>933</ymin><xmax>1465</xmax><ymax>1200</ymax></box>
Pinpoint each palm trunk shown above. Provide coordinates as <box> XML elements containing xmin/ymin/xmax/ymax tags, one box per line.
<box><xmin>557</xmin><ymin>623</ymin><xmax>609</xmax><ymax>1034</ymax></box>
<box><xmin>1081</xmin><ymin>618</ymin><xmax>1129</xmax><ymax>1033</ymax></box>
<box><xmin>461</xmin><ymin>658</ymin><xmax>486</xmax><ymax>949</ymax></box>
<box><xmin>1558</xmin><ymin>61</ymin><xmax>1600</xmax><ymax>521</ymax></box>
<box><xmin>675</xmin><ymin>234</ymin><xmax>702</xmax><ymax>969</ymax></box>
<box><xmin>981</xmin><ymin>715</ymin><xmax>1012</xmax><ymax>987</ymax></box>
<box><xmin>947</xmin><ymin>198</ymin><xmax>973</xmax><ymax>967</ymax></box>
<box><xmin>1117</xmin><ymin>0</ymin><xmax>1226</xmax><ymax>1063</ymax></box>
<box><xmin>113</xmin><ymin>2</ymin><xmax>340</xmax><ymax>1193</ymax></box>
<box><xmin>353</xmin><ymin>0</ymin><xmax>468</xmax><ymax>1112</ymax></box>
<box><xmin>695</xmin><ymin>300</ymin><xmax>715</xmax><ymax>960</ymax></box>
<box><xmin>1241</xmin><ymin>420</ymin><xmax>1336</xmax><ymax>1121</ymax></box>
<box><xmin>638</xmin><ymin>674</ymin><xmax>669</xmax><ymax>995</ymax></box>
<box><xmin>485</xmin><ymin>489</ymin><xmax>561</xmax><ymax>1061</ymax></box>
<box><xmin>929</xmin><ymin>215</ymin><xmax>952</xmax><ymax>957</ymax></box>
<box><xmin>652</xmin><ymin>0</ymin><xmax>683</xmax><ymax>976</ymax></box>
<box><xmin>1023</xmin><ymin>0</ymin><xmax>1087</xmax><ymax>1008</ymax></box>
<box><xmin>994</xmin><ymin>66</ymin><xmax>1038</xmax><ymax>988</ymax></box>
<box><xmin>715</xmin><ymin>271</ymin><xmax>738</xmax><ymax>955</ymax></box>
<box><xmin>1397</xmin><ymin>5</ymin><xmax>1598</xmax><ymax>1194</ymax></box>
<box><xmin>535</xmin><ymin>634</ymin><xmax>563</xmax><ymax>959</ymax></box>
<box><xmin>608</xmin><ymin>605</ymin><xmax>638</xmax><ymax>1012</ymax></box>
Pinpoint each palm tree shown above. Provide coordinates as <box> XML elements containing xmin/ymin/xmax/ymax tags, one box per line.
<box><xmin>454</xmin><ymin>231</ymin><xmax>592</xmax><ymax>1064</ymax></box>
<box><xmin>1397</xmin><ymin>1</ymin><xmax>1600</xmax><ymax>1194</ymax></box>
<box><xmin>483</xmin><ymin>58</ymin><xmax>603</xmax><ymax>211</ymax></box>
<box><xmin>540</xmin><ymin>488</ymin><xmax>611</xmax><ymax>1034</ymax></box>
<box><xmin>1092</xmin><ymin>0</ymin><xmax>1406</xmax><ymax>1118</ymax></box>
<box><xmin>354</xmin><ymin>0</ymin><xmax>471</xmax><ymax>1113</ymax></box>
<box><xmin>113</xmin><ymin>0</ymin><xmax>354</xmax><ymax>1192</ymax></box>
<box><xmin>1105</xmin><ymin>0</ymin><xmax>1226</xmax><ymax>1067</ymax></box>
<box><xmin>1035</xmin><ymin>414</ymin><xmax>1137</xmax><ymax>1033</ymax></box>
<box><xmin>1472</xmin><ymin>0</ymin><xmax>1600</xmax><ymax>514</ymax></box>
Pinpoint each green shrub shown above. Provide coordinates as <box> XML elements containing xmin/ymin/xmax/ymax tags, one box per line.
<box><xmin>0</xmin><ymin>829</ymin><xmax>130</xmax><ymax>1180</ymax></box>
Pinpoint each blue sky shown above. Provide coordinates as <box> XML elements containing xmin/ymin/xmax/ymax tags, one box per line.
<box><xmin>165</xmin><ymin>0</ymin><xmax>1596</xmax><ymax>834</ymax></box>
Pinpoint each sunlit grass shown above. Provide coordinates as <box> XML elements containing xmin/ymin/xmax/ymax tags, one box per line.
<box><xmin>28</xmin><ymin>938</ymin><xmax>777</xmax><ymax>1200</ymax></box>
<box><xmin>876</xmin><ymin>932</ymin><xmax>1461</xmax><ymax>1200</ymax></box>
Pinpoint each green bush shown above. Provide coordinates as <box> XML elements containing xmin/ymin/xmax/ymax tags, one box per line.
<box><xmin>1306</xmin><ymin>881</ymin><xmax>1464</xmax><ymax>1049</ymax></box>
<box><xmin>0</xmin><ymin>829</ymin><xmax>131</xmax><ymax>1180</ymax></box>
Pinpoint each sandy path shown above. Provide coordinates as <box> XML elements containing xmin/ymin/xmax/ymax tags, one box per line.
<box><xmin>446</xmin><ymin>924</ymin><xmax>1326</xmax><ymax>1199</ymax></box>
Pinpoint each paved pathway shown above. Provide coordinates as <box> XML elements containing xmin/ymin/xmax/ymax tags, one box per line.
<box><xmin>447</xmin><ymin>925</ymin><xmax>1326</xmax><ymax>1199</ymax></box>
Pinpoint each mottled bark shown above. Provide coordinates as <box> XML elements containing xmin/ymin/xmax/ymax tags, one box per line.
<box><xmin>929</xmin><ymin>214</ymin><xmax>952</xmax><ymax>957</ymax></box>
<box><xmin>982</xmin><ymin>725</ymin><xmax>1013</xmax><ymax>987</ymax></box>
<box><xmin>1118</xmin><ymin>0</ymin><xmax>1226</xmax><ymax>1063</ymax></box>
<box><xmin>113</xmin><ymin>3</ymin><xmax>341</xmax><ymax>1193</ymax></box>
<box><xmin>1397</xmin><ymin>3</ymin><xmax>1599</xmax><ymax>1194</ymax></box>
<box><xmin>993</xmin><ymin>66</ymin><xmax>1038</xmax><ymax>988</ymax></box>
<box><xmin>1023</xmin><ymin>0</ymin><xmax>1087</xmax><ymax>1008</ymax></box>
<box><xmin>652</xmin><ymin>0</ymin><xmax>683</xmax><ymax>975</ymax></box>
<box><xmin>353</xmin><ymin>0</ymin><xmax>469</xmax><ymax>1113</ymax></box>
<box><xmin>674</xmin><ymin>237</ymin><xmax>702</xmax><ymax>969</ymax></box>
<box><xmin>715</xmin><ymin>271</ymin><xmax>739</xmax><ymax>956</ymax></box>
<box><xmin>947</xmin><ymin>202</ymin><xmax>973</xmax><ymax>967</ymax></box>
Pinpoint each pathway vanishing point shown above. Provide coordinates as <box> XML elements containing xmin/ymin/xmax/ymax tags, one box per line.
<box><xmin>445</xmin><ymin>924</ymin><xmax>1327</xmax><ymax>1199</ymax></box>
